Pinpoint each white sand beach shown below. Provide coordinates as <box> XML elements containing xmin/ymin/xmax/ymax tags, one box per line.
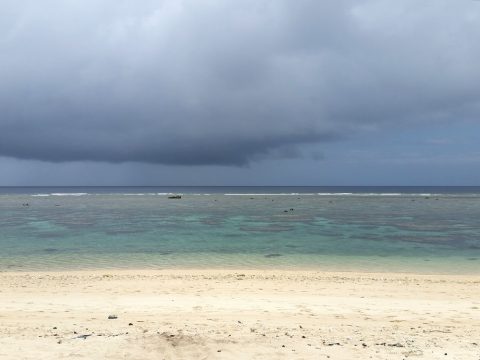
<box><xmin>0</xmin><ymin>269</ymin><xmax>479</xmax><ymax>359</ymax></box>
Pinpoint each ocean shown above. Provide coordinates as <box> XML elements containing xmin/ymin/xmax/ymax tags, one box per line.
<box><xmin>1</xmin><ymin>186</ymin><xmax>479</xmax><ymax>273</ymax></box>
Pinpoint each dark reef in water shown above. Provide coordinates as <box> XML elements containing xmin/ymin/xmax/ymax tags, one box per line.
<box><xmin>264</xmin><ymin>253</ymin><xmax>282</xmax><ymax>258</ymax></box>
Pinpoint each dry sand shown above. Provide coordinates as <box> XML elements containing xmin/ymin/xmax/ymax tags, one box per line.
<box><xmin>0</xmin><ymin>269</ymin><xmax>479</xmax><ymax>359</ymax></box>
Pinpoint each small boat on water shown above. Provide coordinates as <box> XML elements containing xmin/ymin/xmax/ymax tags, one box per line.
<box><xmin>168</xmin><ymin>195</ymin><xmax>182</xmax><ymax>199</ymax></box>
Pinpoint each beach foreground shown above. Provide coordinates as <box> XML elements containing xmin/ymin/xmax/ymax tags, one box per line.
<box><xmin>0</xmin><ymin>270</ymin><xmax>478</xmax><ymax>359</ymax></box>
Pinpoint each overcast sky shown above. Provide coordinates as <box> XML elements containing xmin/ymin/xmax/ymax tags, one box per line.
<box><xmin>1</xmin><ymin>0</ymin><xmax>479</xmax><ymax>185</ymax></box>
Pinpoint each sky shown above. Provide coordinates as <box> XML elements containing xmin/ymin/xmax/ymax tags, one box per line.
<box><xmin>1</xmin><ymin>0</ymin><xmax>479</xmax><ymax>186</ymax></box>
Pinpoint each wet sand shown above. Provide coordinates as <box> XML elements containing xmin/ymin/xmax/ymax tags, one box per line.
<box><xmin>0</xmin><ymin>269</ymin><xmax>479</xmax><ymax>359</ymax></box>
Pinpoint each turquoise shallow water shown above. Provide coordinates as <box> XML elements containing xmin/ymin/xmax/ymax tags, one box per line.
<box><xmin>1</xmin><ymin>187</ymin><xmax>480</xmax><ymax>274</ymax></box>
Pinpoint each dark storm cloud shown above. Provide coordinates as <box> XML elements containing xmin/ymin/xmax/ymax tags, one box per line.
<box><xmin>1</xmin><ymin>0</ymin><xmax>479</xmax><ymax>165</ymax></box>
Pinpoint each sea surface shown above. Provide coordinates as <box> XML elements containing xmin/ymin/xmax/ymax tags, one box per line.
<box><xmin>1</xmin><ymin>186</ymin><xmax>480</xmax><ymax>274</ymax></box>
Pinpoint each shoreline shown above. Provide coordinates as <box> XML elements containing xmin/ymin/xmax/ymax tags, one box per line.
<box><xmin>1</xmin><ymin>267</ymin><xmax>480</xmax><ymax>278</ymax></box>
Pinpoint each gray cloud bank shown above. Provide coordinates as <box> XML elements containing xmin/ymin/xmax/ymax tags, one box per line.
<box><xmin>1</xmin><ymin>0</ymin><xmax>479</xmax><ymax>165</ymax></box>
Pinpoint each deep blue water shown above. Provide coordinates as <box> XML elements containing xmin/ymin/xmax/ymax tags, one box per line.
<box><xmin>1</xmin><ymin>186</ymin><xmax>479</xmax><ymax>273</ymax></box>
<box><xmin>2</xmin><ymin>185</ymin><xmax>480</xmax><ymax>195</ymax></box>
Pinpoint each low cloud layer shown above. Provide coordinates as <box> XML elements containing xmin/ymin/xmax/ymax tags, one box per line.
<box><xmin>1</xmin><ymin>0</ymin><xmax>479</xmax><ymax>165</ymax></box>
